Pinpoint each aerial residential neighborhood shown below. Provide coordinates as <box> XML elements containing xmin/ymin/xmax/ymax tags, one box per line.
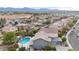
<box><xmin>0</xmin><ymin>8</ymin><xmax>79</xmax><ymax>51</ymax></box>
<box><xmin>1</xmin><ymin>0</ymin><xmax>79</xmax><ymax>59</ymax></box>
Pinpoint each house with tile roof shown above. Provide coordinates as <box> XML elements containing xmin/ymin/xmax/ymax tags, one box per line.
<box><xmin>2</xmin><ymin>24</ymin><xmax>17</xmax><ymax>32</ymax></box>
<box><xmin>32</xmin><ymin>28</ymin><xmax>62</xmax><ymax>50</ymax></box>
<box><xmin>49</xmin><ymin>18</ymin><xmax>72</xmax><ymax>32</ymax></box>
<box><xmin>16</xmin><ymin>23</ymin><xmax>30</xmax><ymax>31</ymax></box>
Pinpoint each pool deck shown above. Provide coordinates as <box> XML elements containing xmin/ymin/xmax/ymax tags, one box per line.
<box><xmin>18</xmin><ymin>37</ymin><xmax>33</xmax><ymax>49</ymax></box>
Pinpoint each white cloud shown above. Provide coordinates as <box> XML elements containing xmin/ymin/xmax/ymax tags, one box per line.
<box><xmin>0</xmin><ymin>0</ymin><xmax>79</xmax><ymax>10</ymax></box>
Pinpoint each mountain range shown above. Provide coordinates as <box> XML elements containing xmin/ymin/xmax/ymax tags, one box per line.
<box><xmin>0</xmin><ymin>7</ymin><xmax>59</xmax><ymax>12</ymax></box>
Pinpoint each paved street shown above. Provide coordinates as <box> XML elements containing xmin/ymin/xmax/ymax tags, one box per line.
<box><xmin>68</xmin><ymin>20</ymin><xmax>79</xmax><ymax>51</ymax></box>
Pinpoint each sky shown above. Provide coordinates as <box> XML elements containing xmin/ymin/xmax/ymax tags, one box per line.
<box><xmin>0</xmin><ymin>0</ymin><xmax>79</xmax><ymax>10</ymax></box>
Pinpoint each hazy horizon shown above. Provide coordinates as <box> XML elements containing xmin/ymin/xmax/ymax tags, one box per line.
<box><xmin>0</xmin><ymin>7</ymin><xmax>78</xmax><ymax>11</ymax></box>
<box><xmin>0</xmin><ymin>0</ymin><xmax>79</xmax><ymax>11</ymax></box>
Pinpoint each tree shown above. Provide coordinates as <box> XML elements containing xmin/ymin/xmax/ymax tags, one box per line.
<box><xmin>73</xmin><ymin>19</ymin><xmax>77</xmax><ymax>23</ymax></box>
<box><xmin>0</xmin><ymin>18</ymin><xmax>6</xmax><ymax>28</ymax></box>
<box><xmin>61</xmin><ymin>36</ymin><xmax>66</xmax><ymax>42</ymax></box>
<box><xmin>3</xmin><ymin>32</ymin><xmax>17</xmax><ymax>44</ymax></box>
<box><xmin>62</xmin><ymin>27</ymin><xmax>69</xmax><ymax>35</ymax></box>
<box><xmin>67</xmin><ymin>21</ymin><xmax>74</xmax><ymax>28</ymax></box>
<box><xmin>27</xmin><ymin>31</ymin><xmax>34</xmax><ymax>37</ymax></box>
<box><xmin>58</xmin><ymin>31</ymin><xmax>63</xmax><ymax>38</ymax></box>
<box><xmin>32</xmin><ymin>28</ymin><xmax>38</xmax><ymax>34</ymax></box>
<box><xmin>43</xmin><ymin>20</ymin><xmax>51</xmax><ymax>25</ymax></box>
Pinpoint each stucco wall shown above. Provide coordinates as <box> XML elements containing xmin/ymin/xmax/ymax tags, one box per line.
<box><xmin>33</xmin><ymin>39</ymin><xmax>49</xmax><ymax>50</ymax></box>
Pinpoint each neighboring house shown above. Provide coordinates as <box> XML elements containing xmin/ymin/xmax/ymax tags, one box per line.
<box><xmin>61</xmin><ymin>18</ymin><xmax>72</xmax><ymax>26</ymax></box>
<box><xmin>49</xmin><ymin>18</ymin><xmax>72</xmax><ymax>32</ymax></box>
<box><xmin>51</xmin><ymin>37</ymin><xmax>62</xmax><ymax>45</ymax></box>
<box><xmin>49</xmin><ymin>21</ymin><xmax>64</xmax><ymax>32</ymax></box>
<box><xmin>33</xmin><ymin>38</ymin><xmax>50</xmax><ymax>50</ymax></box>
<box><xmin>32</xmin><ymin>28</ymin><xmax>62</xmax><ymax>50</ymax></box>
<box><xmin>33</xmin><ymin>37</ymin><xmax>62</xmax><ymax>50</ymax></box>
<box><xmin>34</xmin><ymin>22</ymin><xmax>43</xmax><ymax>26</ymax></box>
<box><xmin>32</xmin><ymin>18</ymin><xmax>72</xmax><ymax>50</ymax></box>
<box><xmin>2</xmin><ymin>24</ymin><xmax>17</xmax><ymax>32</ymax></box>
<box><xmin>0</xmin><ymin>14</ymin><xmax>32</xmax><ymax>20</ymax></box>
<box><xmin>39</xmin><ymin>28</ymin><xmax>58</xmax><ymax>37</ymax></box>
<box><xmin>16</xmin><ymin>23</ymin><xmax>30</xmax><ymax>31</ymax></box>
<box><xmin>9</xmin><ymin>19</ymin><xmax>19</xmax><ymax>25</ymax></box>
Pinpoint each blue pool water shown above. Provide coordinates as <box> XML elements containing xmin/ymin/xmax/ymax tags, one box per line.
<box><xmin>20</xmin><ymin>37</ymin><xmax>30</xmax><ymax>44</ymax></box>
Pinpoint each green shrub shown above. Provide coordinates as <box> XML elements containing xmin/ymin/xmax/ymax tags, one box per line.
<box><xmin>42</xmin><ymin>46</ymin><xmax>56</xmax><ymax>51</ymax></box>
<box><xmin>15</xmin><ymin>31</ymin><xmax>27</xmax><ymax>36</ymax></box>
<box><xmin>61</xmin><ymin>36</ymin><xmax>66</xmax><ymax>42</ymax></box>
<box><xmin>58</xmin><ymin>32</ymin><xmax>63</xmax><ymax>38</ymax></box>
<box><xmin>14</xmin><ymin>43</ymin><xmax>19</xmax><ymax>48</ymax></box>
<box><xmin>19</xmin><ymin>47</ymin><xmax>26</xmax><ymax>51</ymax></box>
<box><xmin>8</xmin><ymin>47</ymin><xmax>16</xmax><ymax>51</ymax></box>
<box><xmin>67</xmin><ymin>21</ymin><xmax>74</xmax><ymax>28</ymax></box>
<box><xmin>68</xmin><ymin>49</ymin><xmax>74</xmax><ymax>51</ymax></box>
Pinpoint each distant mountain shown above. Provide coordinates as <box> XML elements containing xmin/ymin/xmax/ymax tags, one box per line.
<box><xmin>0</xmin><ymin>7</ymin><xmax>79</xmax><ymax>16</ymax></box>
<box><xmin>0</xmin><ymin>7</ymin><xmax>59</xmax><ymax>12</ymax></box>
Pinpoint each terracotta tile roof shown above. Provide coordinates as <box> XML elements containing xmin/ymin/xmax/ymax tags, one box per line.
<box><xmin>0</xmin><ymin>14</ymin><xmax>32</xmax><ymax>20</ymax></box>
<box><xmin>39</xmin><ymin>28</ymin><xmax>58</xmax><ymax>33</ymax></box>
<box><xmin>2</xmin><ymin>25</ymin><xmax>17</xmax><ymax>32</ymax></box>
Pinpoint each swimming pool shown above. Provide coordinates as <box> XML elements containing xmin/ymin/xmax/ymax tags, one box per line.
<box><xmin>20</xmin><ymin>37</ymin><xmax>30</xmax><ymax>44</ymax></box>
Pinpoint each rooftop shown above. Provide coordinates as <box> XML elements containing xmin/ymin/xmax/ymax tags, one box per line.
<box><xmin>2</xmin><ymin>25</ymin><xmax>17</xmax><ymax>32</ymax></box>
<box><xmin>39</xmin><ymin>27</ymin><xmax>58</xmax><ymax>33</ymax></box>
